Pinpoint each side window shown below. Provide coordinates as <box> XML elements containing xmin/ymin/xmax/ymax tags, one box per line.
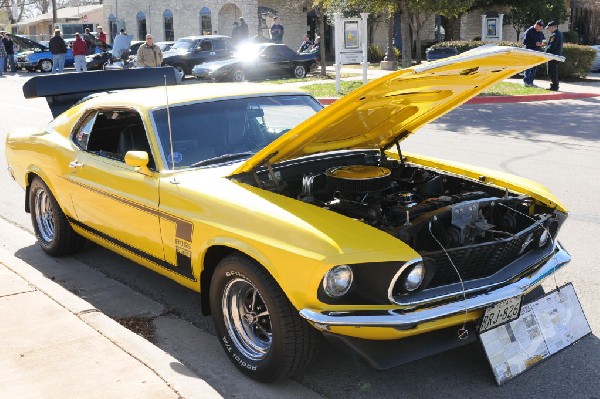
<box><xmin>200</xmin><ymin>40</ymin><xmax>212</xmax><ymax>51</ymax></box>
<box><xmin>213</xmin><ymin>39</ymin><xmax>226</xmax><ymax>51</ymax></box>
<box><xmin>74</xmin><ymin>112</ymin><xmax>97</xmax><ymax>150</ymax></box>
<box><xmin>74</xmin><ymin>110</ymin><xmax>155</xmax><ymax>169</ymax></box>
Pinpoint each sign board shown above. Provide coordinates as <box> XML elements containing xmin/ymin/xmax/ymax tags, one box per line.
<box><xmin>480</xmin><ymin>283</ymin><xmax>591</xmax><ymax>385</ymax></box>
<box><xmin>334</xmin><ymin>12</ymin><xmax>369</xmax><ymax>93</ymax></box>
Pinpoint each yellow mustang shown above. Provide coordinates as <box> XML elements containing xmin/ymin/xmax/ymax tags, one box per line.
<box><xmin>6</xmin><ymin>47</ymin><xmax>570</xmax><ymax>382</ymax></box>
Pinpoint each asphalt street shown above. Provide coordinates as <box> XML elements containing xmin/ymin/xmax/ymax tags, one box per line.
<box><xmin>1</xmin><ymin>71</ymin><xmax>599</xmax><ymax>398</ymax></box>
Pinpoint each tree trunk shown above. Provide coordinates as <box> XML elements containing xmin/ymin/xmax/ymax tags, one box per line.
<box><xmin>399</xmin><ymin>0</ymin><xmax>411</xmax><ymax>68</ymax></box>
<box><xmin>384</xmin><ymin>9</ymin><xmax>396</xmax><ymax>62</ymax></box>
<box><xmin>319</xmin><ymin>7</ymin><xmax>326</xmax><ymax>76</ymax></box>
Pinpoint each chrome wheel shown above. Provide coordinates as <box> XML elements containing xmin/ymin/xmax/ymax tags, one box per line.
<box><xmin>33</xmin><ymin>188</ymin><xmax>55</xmax><ymax>244</ymax></box>
<box><xmin>232</xmin><ymin>69</ymin><xmax>245</xmax><ymax>82</ymax></box>
<box><xmin>294</xmin><ymin>65</ymin><xmax>306</xmax><ymax>78</ymax></box>
<box><xmin>40</xmin><ymin>59</ymin><xmax>53</xmax><ymax>72</ymax></box>
<box><xmin>222</xmin><ymin>278</ymin><xmax>272</xmax><ymax>360</ymax></box>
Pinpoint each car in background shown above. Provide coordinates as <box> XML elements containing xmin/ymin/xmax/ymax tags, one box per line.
<box><xmin>13</xmin><ymin>35</ymin><xmax>74</xmax><ymax>72</ymax></box>
<box><xmin>591</xmin><ymin>45</ymin><xmax>600</xmax><ymax>71</ymax></box>
<box><xmin>162</xmin><ymin>35</ymin><xmax>233</xmax><ymax>79</ymax></box>
<box><xmin>156</xmin><ymin>41</ymin><xmax>175</xmax><ymax>52</ymax></box>
<box><xmin>425</xmin><ymin>46</ymin><xmax>458</xmax><ymax>61</ymax></box>
<box><xmin>191</xmin><ymin>43</ymin><xmax>318</xmax><ymax>82</ymax></box>
<box><xmin>6</xmin><ymin>47</ymin><xmax>571</xmax><ymax>383</ymax></box>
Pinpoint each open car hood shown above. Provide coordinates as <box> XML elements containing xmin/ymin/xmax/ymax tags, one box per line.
<box><xmin>11</xmin><ymin>35</ymin><xmax>48</xmax><ymax>51</ymax></box>
<box><xmin>231</xmin><ymin>45</ymin><xmax>564</xmax><ymax>175</ymax></box>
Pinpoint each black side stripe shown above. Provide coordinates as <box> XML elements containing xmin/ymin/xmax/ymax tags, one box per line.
<box><xmin>68</xmin><ymin>217</ymin><xmax>197</xmax><ymax>282</ymax></box>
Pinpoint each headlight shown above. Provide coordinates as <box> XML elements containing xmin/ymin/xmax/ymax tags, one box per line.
<box><xmin>323</xmin><ymin>265</ymin><xmax>353</xmax><ymax>298</ymax></box>
<box><xmin>403</xmin><ymin>262</ymin><xmax>425</xmax><ymax>291</ymax></box>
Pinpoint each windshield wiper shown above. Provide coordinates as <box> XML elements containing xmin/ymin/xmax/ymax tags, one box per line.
<box><xmin>190</xmin><ymin>152</ymin><xmax>253</xmax><ymax>167</ymax></box>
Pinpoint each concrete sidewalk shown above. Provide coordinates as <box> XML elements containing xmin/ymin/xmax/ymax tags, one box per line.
<box><xmin>0</xmin><ymin>246</ymin><xmax>222</xmax><ymax>399</ymax></box>
<box><xmin>0</xmin><ymin>216</ymin><xmax>323</xmax><ymax>399</ymax></box>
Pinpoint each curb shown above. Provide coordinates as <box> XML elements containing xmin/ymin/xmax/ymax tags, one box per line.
<box><xmin>318</xmin><ymin>92</ymin><xmax>599</xmax><ymax>106</ymax></box>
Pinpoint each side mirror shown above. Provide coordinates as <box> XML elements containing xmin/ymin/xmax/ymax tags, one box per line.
<box><xmin>124</xmin><ymin>151</ymin><xmax>152</xmax><ymax>176</ymax></box>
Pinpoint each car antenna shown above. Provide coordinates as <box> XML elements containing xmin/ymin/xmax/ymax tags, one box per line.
<box><xmin>164</xmin><ymin>74</ymin><xmax>179</xmax><ymax>184</ymax></box>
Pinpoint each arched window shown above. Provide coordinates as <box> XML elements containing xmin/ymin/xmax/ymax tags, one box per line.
<box><xmin>200</xmin><ymin>7</ymin><xmax>212</xmax><ymax>35</ymax></box>
<box><xmin>163</xmin><ymin>9</ymin><xmax>174</xmax><ymax>41</ymax></box>
<box><xmin>136</xmin><ymin>11</ymin><xmax>147</xmax><ymax>41</ymax></box>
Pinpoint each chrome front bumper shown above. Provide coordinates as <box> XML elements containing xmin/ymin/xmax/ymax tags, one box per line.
<box><xmin>300</xmin><ymin>243</ymin><xmax>571</xmax><ymax>329</ymax></box>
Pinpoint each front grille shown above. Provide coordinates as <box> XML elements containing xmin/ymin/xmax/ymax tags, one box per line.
<box><xmin>419</xmin><ymin>223</ymin><xmax>544</xmax><ymax>288</ymax></box>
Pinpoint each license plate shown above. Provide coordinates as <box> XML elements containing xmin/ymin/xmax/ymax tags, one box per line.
<box><xmin>479</xmin><ymin>296</ymin><xmax>522</xmax><ymax>333</ymax></box>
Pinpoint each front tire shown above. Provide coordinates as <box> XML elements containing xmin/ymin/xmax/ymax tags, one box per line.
<box><xmin>29</xmin><ymin>177</ymin><xmax>84</xmax><ymax>256</ymax></box>
<box><xmin>39</xmin><ymin>59</ymin><xmax>53</xmax><ymax>73</ymax></box>
<box><xmin>210</xmin><ymin>255</ymin><xmax>319</xmax><ymax>382</ymax></box>
<box><xmin>293</xmin><ymin>64</ymin><xmax>307</xmax><ymax>78</ymax></box>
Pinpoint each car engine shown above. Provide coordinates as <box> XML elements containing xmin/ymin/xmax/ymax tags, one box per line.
<box><xmin>239</xmin><ymin>151</ymin><xmax>563</xmax><ymax>288</ymax></box>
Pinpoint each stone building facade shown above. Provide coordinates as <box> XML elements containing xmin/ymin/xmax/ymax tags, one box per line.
<box><xmin>102</xmin><ymin>0</ymin><xmax>310</xmax><ymax>48</ymax></box>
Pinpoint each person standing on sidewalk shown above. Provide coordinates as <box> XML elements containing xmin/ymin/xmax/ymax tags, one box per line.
<box><xmin>2</xmin><ymin>32</ymin><xmax>15</xmax><ymax>72</ymax></box>
<box><xmin>545</xmin><ymin>21</ymin><xmax>564</xmax><ymax>91</ymax></box>
<box><xmin>522</xmin><ymin>20</ymin><xmax>545</xmax><ymax>87</ymax></box>
<box><xmin>0</xmin><ymin>38</ymin><xmax>6</xmax><ymax>77</ymax></box>
<box><xmin>136</xmin><ymin>34</ymin><xmax>163</xmax><ymax>67</ymax></box>
<box><xmin>270</xmin><ymin>16</ymin><xmax>284</xmax><ymax>44</ymax></box>
<box><xmin>72</xmin><ymin>32</ymin><xmax>87</xmax><ymax>72</ymax></box>
<box><xmin>49</xmin><ymin>29</ymin><xmax>67</xmax><ymax>73</ymax></box>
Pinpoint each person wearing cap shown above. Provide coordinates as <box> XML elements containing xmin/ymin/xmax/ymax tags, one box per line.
<box><xmin>522</xmin><ymin>19</ymin><xmax>546</xmax><ymax>87</ymax></box>
<box><xmin>545</xmin><ymin>21</ymin><xmax>563</xmax><ymax>91</ymax></box>
<box><xmin>97</xmin><ymin>26</ymin><xmax>106</xmax><ymax>43</ymax></box>
<box><xmin>72</xmin><ymin>32</ymin><xmax>87</xmax><ymax>72</ymax></box>
<box><xmin>49</xmin><ymin>29</ymin><xmax>67</xmax><ymax>73</ymax></box>
<box><xmin>238</xmin><ymin>17</ymin><xmax>249</xmax><ymax>40</ymax></box>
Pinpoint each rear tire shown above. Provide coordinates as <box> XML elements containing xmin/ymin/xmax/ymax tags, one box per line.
<box><xmin>232</xmin><ymin>69</ymin><xmax>245</xmax><ymax>82</ymax></box>
<box><xmin>29</xmin><ymin>177</ymin><xmax>84</xmax><ymax>256</ymax></box>
<box><xmin>210</xmin><ymin>254</ymin><xmax>319</xmax><ymax>382</ymax></box>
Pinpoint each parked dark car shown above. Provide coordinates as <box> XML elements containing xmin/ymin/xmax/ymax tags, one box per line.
<box><xmin>162</xmin><ymin>35</ymin><xmax>233</xmax><ymax>79</ymax></box>
<box><xmin>192</xmin><ymin>43</ymin><xmax>318</xmax><ymax>82</ymax></box>
<box><xmin>425</xmin><ymin>46</ymin><xmax>458</xmax><ymax>61</ymax></box>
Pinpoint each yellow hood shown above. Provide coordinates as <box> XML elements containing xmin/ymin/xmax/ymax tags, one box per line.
<box><xmin>232</xmin><ymin>45</ymin><xmax>564</xmax><ymax>175</ymax></box>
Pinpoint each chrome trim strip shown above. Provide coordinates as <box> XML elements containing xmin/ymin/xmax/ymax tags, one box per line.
<box><xmin>300</xmin><ymin>243</ymin><xmax>570</xmax><ymax>328</ymax></box>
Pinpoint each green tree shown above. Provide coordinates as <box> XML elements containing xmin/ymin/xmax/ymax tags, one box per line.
<box><xmin>505</xmin><ymin>0</ymin><xmax>568</xmax><ymax>41</ymax></box>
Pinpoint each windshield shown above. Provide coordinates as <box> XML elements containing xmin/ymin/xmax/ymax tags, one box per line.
<box><xmin>171</xmin><ymin>39</ymin><xmax>195</xmax><ymax>50</ymax></box>
<box><xmin>152</xmin><ymin>95</ymin><xmax>322</xmax><ymax>170</ymax></box>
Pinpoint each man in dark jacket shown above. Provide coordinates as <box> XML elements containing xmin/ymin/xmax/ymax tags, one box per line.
<box><xmin>2</xmin><ymin>32</ymin><xmax>15</xmax><ymax>72</ymax></box>
<box><xmin>545</xmin><ymin>21</ymin><xmax>564</xmax><ymax>91</ymax></box>
<box><xmin>238</xmin><ymin>17</ymin><xmax>249</xmax><ymax>40</ymax></box>
<box><xmin>84</xmin><ymin>28</ymin><xmax>96</xmax><ymax>55</ymax></box>
<box><xmin>270</xmin><ymin>17</ymin><xmax>284</xmax><ymax>44</ymax></box>
<box><xmin>522</xmin><ymin>20</ymin><xmax>545</xmax><ymax>87</ymax></box>
<box><xmin>49</xmin><ymin>29</ymin><xmax>67</xmax><ymax>73</ymax></box>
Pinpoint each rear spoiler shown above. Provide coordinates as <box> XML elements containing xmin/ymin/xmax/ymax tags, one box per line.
<box><xmin>22</xmin><ymin>67</ymin><xmax>179</xmax><ymax>118</ymax></box>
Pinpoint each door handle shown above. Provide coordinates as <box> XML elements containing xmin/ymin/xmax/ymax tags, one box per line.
<box><xmin>69</xmin><ymin>160</ymin><xmax>84</xmax><ymax>168</ymax></box>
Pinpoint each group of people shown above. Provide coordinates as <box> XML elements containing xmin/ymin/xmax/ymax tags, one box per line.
<box><xmin>522</xmin><ymin>19</ymin><xmax>564</xmax><ymax>91</ymax></box>
<box><xmin>49</xmin><ymin>26</ymin><xmax>107</xmax><ymax>73</ymax></box>
<box><xmin>298</xmin><ymin>34</ymin><xmax>321</xmax><ymax>59</ymax></box>
<box><xmin>234</xmin><ymin>16</ymin><xmax>285</xmax><ymax>45</ymax></box>
<box><xmin>0</xmin><ymin>31</ymin><xmax>16</xmax><ymax>76</ymax></box>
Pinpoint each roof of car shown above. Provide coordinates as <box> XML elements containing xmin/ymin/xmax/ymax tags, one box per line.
<box><xmin>177</xmin><ymin>35</ymin><xmax>229</xmax><ymax>40</ymax></box>
<box><xmin>82</xmin><ymin>82</ymin><xmax>308</xmax><ymax>110</ymax></box>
